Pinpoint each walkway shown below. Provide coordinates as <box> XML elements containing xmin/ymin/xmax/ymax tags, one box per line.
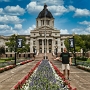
<box><xmin>0</xmin><ymin>53</ymin><xmax>90</xmax><ymax>90</ymax></box>
<box><xmin>47</xmin><ymin>53</ymin><xmax>90</xmax><ymax>90</ymax></box>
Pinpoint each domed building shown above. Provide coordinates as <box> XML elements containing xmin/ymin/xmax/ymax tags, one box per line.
<box><xmin>30</xmin><ymin>4</ymin><xmax>62</xmax><ymax>55</ymax></box>
<box><xmin>0</xmin><ymin>4</ymin><xmax>72</xmax><ymax>58</ymax></box>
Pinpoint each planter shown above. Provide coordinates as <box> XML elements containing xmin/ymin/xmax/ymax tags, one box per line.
<box><xmin>77</xmin><ymin>65</ymin><xmax>90</xmax><ymax>72</ymax></box>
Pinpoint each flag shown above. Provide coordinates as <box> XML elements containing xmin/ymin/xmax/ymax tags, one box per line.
<box><xmin>17</xmin><ymin>39</ymin><xmax>22</xmax><ymax>48</ymax></box>
<box><xmin>69</xmin><ymin>38</ymin><xmax>74</xmax><ymax>48</ymax></box>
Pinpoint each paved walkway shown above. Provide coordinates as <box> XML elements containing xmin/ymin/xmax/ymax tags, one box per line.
<box><xmin>48</xmin><ymin>53</ymin><xmax>90</xmax><ymax>90</ymax></box>
<box><xmin>0</xmin><ymin>53</ymin><xmax>90</xmax><ymax>90</ymax></box>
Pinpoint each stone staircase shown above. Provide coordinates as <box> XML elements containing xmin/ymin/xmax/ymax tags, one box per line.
<box><xmin>35</xmin><ymin>53</ymin><xmax>55</xmax><ymax>61</ymax></box>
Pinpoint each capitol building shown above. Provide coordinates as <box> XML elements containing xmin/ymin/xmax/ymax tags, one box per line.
<box><xmin>0</xmin><ymin>4</ymin><xmax>72</xmax><ymax>58</ymax></box>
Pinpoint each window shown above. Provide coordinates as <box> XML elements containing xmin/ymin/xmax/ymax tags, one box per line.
<box><xmin>39</xmin><ymin>40</ymin><xmax>42</xmax><ymax>45</ymax></box>
<box><xmin>6</xmin><ymin>48</ymin><xmax>8</xmax><ymax>52</ymax></box>
<box><xmin>61</xmin><ymin>42</ymin><xmax>63</xmax><ymax>46</ymax></box>
<box><xmin>10</xmin><ymin>48</ymin><xmax>12</xmax><ymax>52</ymax></box>
<box><xmin>55</xmin><ymin>41</ymin><xmax>58</xmax><ymax>44</ymax></box>
<box><xmin>61</xmin><ymin>48</ymin><xmax>63</xmax><ymax>52</ymax></box>
<box><xmin>33</xmin><ymin>41</ymin><xmax>35</xmax><ymax>45</ymax></box>
<box><xmin>10</xmin><ymin>54</ymin><xmax>12</xmax><ymax>57</ymax></box>
<box><xmin>46</xmin><ymin>20</ymin><xmax>49</xmax><ymax>25</ymax></box>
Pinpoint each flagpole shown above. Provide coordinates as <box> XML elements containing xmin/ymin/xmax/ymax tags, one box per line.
<box><xmin>44</xmin><ymin>4</ymin><xmax>47</xmax><ymax>60</ymax></box>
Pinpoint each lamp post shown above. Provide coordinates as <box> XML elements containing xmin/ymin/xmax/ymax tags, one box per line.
<box><xmin>44</xmin><ymin>4</ymin><xmax>47</xmax><ymax>60</ymax></box>
<box><xmin>15</xmin><ymin>34</ymin><xmax>17</xmax><ymax>65</ymax></box>
<box><xmin>73</xmin><ymin>33</ymin><xmax>76</xmax><ymax>66</ymax></box>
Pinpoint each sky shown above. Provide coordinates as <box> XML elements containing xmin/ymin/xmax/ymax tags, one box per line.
<box><xmin>0</xmin><ymin>0</ymin><xmax>90</xmax><ymax>36</ymax></box>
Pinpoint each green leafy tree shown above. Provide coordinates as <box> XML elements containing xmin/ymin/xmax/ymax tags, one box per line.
<box><xmin>64</xmin><ymin>35</ymin><xmax>84</xmax><ymax>52</ymax></box>
<box><xmin>80</xmin><ymin>35</ymin><xmax>90</xmax><ymax>51</ymax></box>
<box><xmin>5</xmin><ymin>34</ymin><xmax>30</xmax><ymax>57</ymax></box>
<box><xmin>0</xmin><ymin>46</ymin><xmax>5</xmax><ymax>58</ymax></box>
<box><xmin>64</xmin><ymin>34</ymin><xmax>90</xmax><ymax>57</ymax></box>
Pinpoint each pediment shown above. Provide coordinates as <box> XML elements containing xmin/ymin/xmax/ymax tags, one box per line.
<box><xmin>37</xmin><ymin>26</ymin><xmax>54</xmax><ymax>31</ymax></box>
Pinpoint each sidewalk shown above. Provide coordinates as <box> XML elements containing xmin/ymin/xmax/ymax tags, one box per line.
<box><xmin>49</xmin><ymin>56</ymin><xmax>90</xmax><ymax>90</ymax></box>
<box><xmin>0</xmin><ymin>60</ymin><xmax>39</xmax><ymax>90</ymax></box>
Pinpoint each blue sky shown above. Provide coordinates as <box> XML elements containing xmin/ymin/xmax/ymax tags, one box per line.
<box><xmin>0</xmin><ymin>0</ymin><xmax>90</xmax><ymax>36</ymax></box>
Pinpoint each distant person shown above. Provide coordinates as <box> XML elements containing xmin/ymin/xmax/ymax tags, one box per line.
<box><xmin>54</xmin><ymin>48</ymin><xmax>72</xmax><ymax>80</ymax></box>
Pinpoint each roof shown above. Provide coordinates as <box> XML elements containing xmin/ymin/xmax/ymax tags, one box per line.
<box><xmin>37</xmin><ymin>4</ymin><xmax>54</xmax><ymax>18</ymax></box>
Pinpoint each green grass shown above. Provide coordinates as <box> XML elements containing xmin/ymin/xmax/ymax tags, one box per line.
<box><xmin>86</xmin><ymin>58</ymin><xmax>90</xmax><ymax>62</ymax></box>
<box><xmin>0</xmin><ymin>58</ymin><xmax>13</xmax><ymax>63</ymax></box>
<box><xmin>0</xmin><ymin>60</ymin><xmax>5</xmax><ymax>63</ymax></box>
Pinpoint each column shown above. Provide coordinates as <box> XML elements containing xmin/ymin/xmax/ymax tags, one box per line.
<box><xmin>30</xmin><ymin>38</ymin><xmax>33</xmax><ymax>53</ymax></box>
<box><xmin>52</xmin><ymin>38</ymin><xmax>55</xmax><ymax>55</ymax></box>
<box><xmin>47</xmin><ymin>39</ymin><xmax>49</xmax><ymax>53</ymax></box>
<box><xmin>57</xmin><ymin>38</ymin><xmax>61</xmax><ymax>53</ymax></box>
<box><xmin>36</xmin><ymin>39</ymin><xmax>39</xmax><ymax>55</ymax></box>
<box><xmin>42</xmin><ymin>39</ymin><xmax>44</xmax><ymax>53</ymax></box>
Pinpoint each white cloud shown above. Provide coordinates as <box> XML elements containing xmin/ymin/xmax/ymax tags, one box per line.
<box><xmin>71</xmin><ymin>28</ymin><xmax>90</xmax><ymax>34</ymax></box>
<box><xmin>16</xmin><ymin>25</ymin><xmax>36</xmax><ymax>35</ymax></box>
<box><xmin>31</xmin><ymin>0</ymin><xmax>64</xmax><ymax>5</ymax></box>
<box><xmin>0</xmin><ymin>15</ymin><xmax>24</xmax><ymax>24</ymax></box>
<box><xmin>79</xmin><ymin>21</ymin><xmax>90</xmax><ymax>26</ymax></box>
<box><xmin>49</xmin><ymin>5</ymin><xmax>68</xmax><ymax>16</ymax></box>
<box><xmin>26</xmin><ymin>1</ymin><xmax>68</xmax><ymax>16</ymax></box>
<box><xmin>74</xmin><ymin>8</ymin><xmax>90</xmax><ymax>17</ymax></box>
<box><xmin>0</xmin><ymin>24</ymin><xmax>16</xmax><ymax>36</ymax></box>
<box><xmin>14</xmin><ymin>24</ymin><xmax>22</xmax><ymax>30</ymax></box>
<box><xmin>0</xmin><ymin>8</ymin><xmax>4</xmax><ymax>14</ymax></box>
<box><xmin>60</xmin><ymin>29</ymin><xmax>69</xmax><ymax>34</ymax></box>
<box><xmin>86</xmin><ymin>26</ymin><xmax>90</xmax><ymax>32</ymax></box>
<box><xmin>68</xmin><ymin>5</ymin><xmax>75</xmax><ymax>11</ymax></box>
<box><xmin>0</xmin><ymin>24</ymin><xmax>11</xmax><ymax>30</ymax></box>
<box><xmin>4</xmin><ymin>5</ymin><xmax>25</xmax><ymax>15</ymax></box>
<box><xmin>26</xmin><ymin>2</ymin><xmax>43</xmax><ymax>14</ymax></box>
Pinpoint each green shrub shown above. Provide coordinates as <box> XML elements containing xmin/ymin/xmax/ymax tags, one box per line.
<box><xmin>76</xmin><ymin>56</ymin><xmax>88</xmax><ymax>61</ymax></box>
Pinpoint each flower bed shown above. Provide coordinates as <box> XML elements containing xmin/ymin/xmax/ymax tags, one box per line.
<box><xmin>0</xmin><ymin>60</ymin><xmax>33</xmax><ymax>73</ymax></box>
<box><xmin>0</xmin><ymin>65</ymin><xmax>16</xmax><ymax>73</ymax></box>
<box><xmin>77</xmin><ymin>65</ymin><xmax>90</xmax><ymax>72</ymax></box>
<box><xmin>19</xmin><ymin>60</ymin><xmax>33</xmax><ymax>65</ymax></box>
<box><xmin>11</xmin><ymin>60</ymin><xmax>76</xmax><ymax>90</ymax></box>
<box><xmin>11</xmin><ymin>60</ymin><xmax>41</xmax><ymax>90</ymax></box>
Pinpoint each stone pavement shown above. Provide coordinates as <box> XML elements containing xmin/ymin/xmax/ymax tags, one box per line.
<box><xmin>0</xmin><ymin>53</ymin><xmax>90</xmax><ymax>90</ymax></box>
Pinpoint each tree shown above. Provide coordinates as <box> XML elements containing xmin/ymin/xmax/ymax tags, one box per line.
<box><xmin>64</xmin><ymin>34</ymin><xmax>90</xmax><ymax>57</ymax></box>
<box><xmin>0</xmin><ymin>46</ymin><xmax>5</xmax><ymax>58</ymax></box>
<box><xmin>64</xmin><ymin>35</ymin><xmax>85</xmax><ymax>52</ymax></box>
<box><xmin>5</xmin><ymin>34</ymin><xmax>30</xmax><ymax>58</ymax></box>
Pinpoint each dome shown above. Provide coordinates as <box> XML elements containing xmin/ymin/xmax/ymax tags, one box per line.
<box><xmin>37</xmin><ymin>4</ymin><xmax>53</xmax><ymax>18</ymax></box>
